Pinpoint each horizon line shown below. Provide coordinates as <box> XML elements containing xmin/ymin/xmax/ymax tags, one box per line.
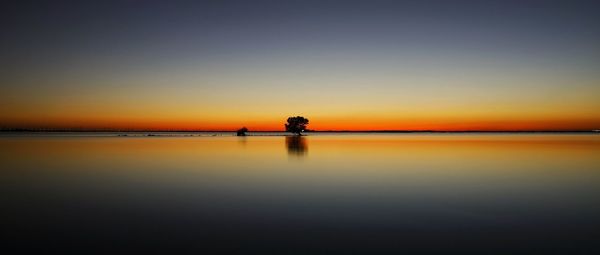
<box><xmin>1</xmin><ymin>128</ymin><xmax>598</xmax><ymax>133</ymax></box>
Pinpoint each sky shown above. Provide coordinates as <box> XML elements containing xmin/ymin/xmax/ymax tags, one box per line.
<box><xmin>1</xmin><ymin>0</ymin><xmax>599</xmax><ymax>131</ymax></box>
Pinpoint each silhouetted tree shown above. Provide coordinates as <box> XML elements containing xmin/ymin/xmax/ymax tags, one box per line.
<box><xmin>237</xmin><ymin>127</ymin><xmax>248</xmax><ymax>136</ymax></box>
<box><xmin>285</xmin><ymin>116</ymin><xmax>309</xmax><ymax>135</ymax></box>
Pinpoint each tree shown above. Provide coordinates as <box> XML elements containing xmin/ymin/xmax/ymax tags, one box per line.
<box><xmin>236</xmin><ymin>127</ymin><xmax>248</xmax><ymax>136</ymax></box>
<box><xmin>285</xmin><ymin>116</ymin><xmax>309</xmax><ymax>135</ymax></box>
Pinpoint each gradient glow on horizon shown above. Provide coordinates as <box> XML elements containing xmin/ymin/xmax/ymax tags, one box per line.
<box><xmin>1</xmin><ymin>0</ymin><xmax>599</xmax><ymax>131</ymax></box>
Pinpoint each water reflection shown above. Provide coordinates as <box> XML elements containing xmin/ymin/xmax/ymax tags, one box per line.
<box><xmin>2</xmin><ymin>134</ymin><xmax>600</xmax><ymax>253</ymax></box>
<box><xmin>237</xmin><ymin>136</ymin><xmax>247</xmax><ymax>147</ymax></box>
<box><xmin>285</xmin><ymin>136</ymin><xmax>307</xmax><ymax>157</ymax></box>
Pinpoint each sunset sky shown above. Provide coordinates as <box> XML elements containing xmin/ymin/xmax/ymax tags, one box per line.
<box><xmin>1</xmin><ymin>0</ymin><xmax>599</xmax><ymax>131</ymax></box>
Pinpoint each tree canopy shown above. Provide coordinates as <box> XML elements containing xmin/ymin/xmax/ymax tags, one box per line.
<box><xmin>236</xmin><ymin>127</ymin><xmax>248</xmax><ymax>136</ymax></box>
<box><xmin>285</xmin><ymin>116</ymin><xmax>309</xmax><ymax>135</ymax></box>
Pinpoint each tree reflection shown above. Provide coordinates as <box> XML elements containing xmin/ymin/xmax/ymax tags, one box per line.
<box><xmin>237</xmin><ymin>136</ymin><xmax>247</xmax><ymax>147</ymax></box>
<box><xmin>286</xmin><ymin>136</ymin><xmax>307</xmax><ymax>157</ymax></box>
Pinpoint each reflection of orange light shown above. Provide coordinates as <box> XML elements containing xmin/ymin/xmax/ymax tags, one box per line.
<box><xmin>2</xmin><ymin>135</ymin><xmax>599</xmax><ymax>180</ymax></box>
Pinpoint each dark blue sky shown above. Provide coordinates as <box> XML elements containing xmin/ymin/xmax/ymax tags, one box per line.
<box><xmin>3</xmin><ymin>0</ymin><xmax>599</xmax><ymax>74</ymax></box>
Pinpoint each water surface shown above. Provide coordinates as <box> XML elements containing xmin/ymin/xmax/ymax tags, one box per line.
<box><xmin>2</xmin><ymin>134</ymin><xmax>599</xmax><ymax>253</ymax></box>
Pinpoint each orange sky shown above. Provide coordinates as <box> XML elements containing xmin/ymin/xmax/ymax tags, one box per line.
<box><xmin>2</xmin><ymin>114</ymin><xmax>599</xmax><ymax>131</ymax></box>
<box><xmin>2</xmin><ymin>68</ymin><xmax>599</xmax><ymax>131</ymax></box>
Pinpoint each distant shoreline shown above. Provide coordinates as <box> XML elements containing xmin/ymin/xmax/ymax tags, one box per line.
<box><xmin>0</xmin><ymin>129</ymin><xmax>597</xmax><ymax>133</ymax></box>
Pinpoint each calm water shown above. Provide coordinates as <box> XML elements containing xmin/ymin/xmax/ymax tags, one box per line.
<box><xmin>2</xmin><ymin>133</ymin><xmax>600</xmax><ymax>253</ymax></box>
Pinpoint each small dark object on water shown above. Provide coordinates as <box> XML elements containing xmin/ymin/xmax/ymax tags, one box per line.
<box><xmin>237</xmin><ymin>127</ymin><xmax>248</xmax><ymax>136</ymax></box>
